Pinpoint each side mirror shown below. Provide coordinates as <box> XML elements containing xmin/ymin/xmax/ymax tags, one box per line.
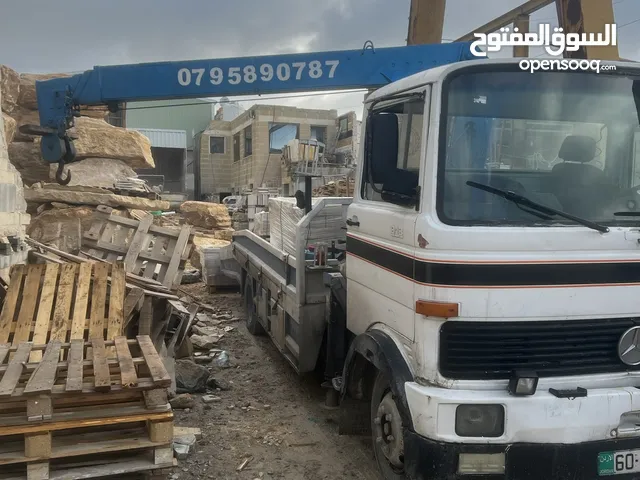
<box><xmin>365</xmin><ymin>112</ymin><xmax>419</xmax><ymax>207</ymax></box>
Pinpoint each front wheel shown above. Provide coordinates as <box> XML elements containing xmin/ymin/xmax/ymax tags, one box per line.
<box><xmin>243</xmin><ymin>276</ymin><xmax>265</xmax><ymax>336</ymax></box>
<box><xmin>371</xmin><ymin>370</ymin><xmax>406</xmax><ymax>480</ymax></box>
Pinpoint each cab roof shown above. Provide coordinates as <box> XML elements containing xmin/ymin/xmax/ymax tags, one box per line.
<box><xmin>365</xmin><ymin>57</ymin><xmax>640</xmax><ymax>104</ymax></box>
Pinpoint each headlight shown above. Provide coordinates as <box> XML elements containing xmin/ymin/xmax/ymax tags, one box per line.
<box><xmin>455</xmin><ymin>404</ymin><xmax>504</xmax><ymax>437</ymax></box>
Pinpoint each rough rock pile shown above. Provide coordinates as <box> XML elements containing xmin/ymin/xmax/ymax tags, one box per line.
<box><xmin>177</xmin><ymin>201</ymin><xmax>234</xmax><ymax>270</ymax></box>
<box><xmin>0</xmin><ymin>67</ymin><xmax>30</xmax><ymax>276</ymax></box>
<box><xmin>0</xmin><ymin>65</ymin><xmax>154</xmax><ymax>186</ymax></box>
<box><xmin>0</xmin><ymin>64</ymin><xmax>166</xmax><ymax>252</ymax></box>
<box><xmin>179</xmin><ymin>201</ymin><xmax>232</xmax><ymax>230</ymax></box>
<box><xmin>313</xmin><ymin>177</ymin><xmax>355</xmax><ymax>197</ymax></box>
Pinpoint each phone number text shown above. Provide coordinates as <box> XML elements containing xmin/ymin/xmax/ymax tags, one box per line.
<box><xmin>177</xmin><ymin>60</ymin><xmax>340</xmax><ymax>87</ymax></box>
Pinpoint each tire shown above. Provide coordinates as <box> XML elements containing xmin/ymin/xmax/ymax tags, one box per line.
<box><xmin>371</xmin><ymin>370</ymin><xmax>407</xmax><ymax>480</ymax></box>
<box><xmin>243</xmin><ymin>276</ymin><xmax>265</xmax><ymax>336</ymax></box>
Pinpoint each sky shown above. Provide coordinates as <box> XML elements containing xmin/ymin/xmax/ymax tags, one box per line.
<box><xmin>1</xmin><ymin>0</ymin><xmax>639</xmax><ymax>120</ymax></box>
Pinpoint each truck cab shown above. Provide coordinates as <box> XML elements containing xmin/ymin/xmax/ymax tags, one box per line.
<box><xmin>343</xmin><ymin>58</ymin><xmax>640</xmax><ymax>479</ymax></box>
<box><xmin>234</xmin><ymin>57</ymin><xmax>640</xmax><ymax>479</ymax></box>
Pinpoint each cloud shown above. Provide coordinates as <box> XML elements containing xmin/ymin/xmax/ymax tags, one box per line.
<box><xmin>1</xmin><ymin>0</ymin><xmax>638</xmax><ymax>117</ymax></box>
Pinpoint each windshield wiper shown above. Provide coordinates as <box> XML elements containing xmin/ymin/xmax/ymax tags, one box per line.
<box><xmin>614</xmin><ymin>211</ymin><xmax>640</xmax><ymax>216</ymax></box>
<box><xmin>466</xmin><ymin>181</ymin><xmax>610</xmax><ymax>233</ymax></box>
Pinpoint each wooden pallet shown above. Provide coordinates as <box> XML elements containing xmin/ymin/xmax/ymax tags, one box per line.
<box><xmin>0</xmin><ymin>429</ymin><xmax>174</xmax><ymax>480</ymax></box>
<box><xmin>0</xmin><ymin>336</ymin><xmax>171</xmax><ymax>424</ymax></box>
<box><xmin>0</xmin><ymin>337</ymin><xmax>173</xmax><ymax>479</ymax></box>
<box><xmin>82</xmin><ymin>206</ymin><xmax>194</xmax><ymax>291</ymax></box>
<box><xmin>0</xmin><ymin>262</ymin><xmax>125</xmax><ymax>353</ymax></box>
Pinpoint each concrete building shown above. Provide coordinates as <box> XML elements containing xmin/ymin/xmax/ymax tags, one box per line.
<box><xmin>335</xmin><ymin>111</ymin><xmax>362</xmax><ymax>162</ymax></box>
<box><xmin>124</xmin><ymin>99</ymin><xmax>215</xmax><ymax>198</ymax></box>
<box><xmin>197</xmin><ymin>104</ymin><xmax>348</xmax><ymax>200</ymax></box>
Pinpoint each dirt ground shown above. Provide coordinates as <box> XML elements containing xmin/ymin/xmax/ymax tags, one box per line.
<box><xmin>173</xmin><ymin>284</ymin><xmax>383</xmax><ymax>480</ymax></box>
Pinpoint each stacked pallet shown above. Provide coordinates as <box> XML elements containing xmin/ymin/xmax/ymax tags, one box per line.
<box><xmin>0</xmin><ymin>261</ymin><xmax>175</xmax><ymax>479</ymax></box>
<box><xmin>0</xmin><ymin>338</ymin><xmax>174</xmax><ymax>480</ymax></box>
<box><xmin>25</xmin><ymin>204</ymin><xmax>196</xmax><ymax>353</ymax></box>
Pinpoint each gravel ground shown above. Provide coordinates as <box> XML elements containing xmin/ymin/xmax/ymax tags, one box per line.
<box><xmin>171</xmin><ymin>284</ymin><xmax>383</xmax><ymax>480</ymax></box>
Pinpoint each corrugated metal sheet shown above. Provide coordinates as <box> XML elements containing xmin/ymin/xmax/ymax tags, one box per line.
<box><xmin>129</xmin><ymin>128</ymin><xmax>187</xmax><ymax>149</ymax></box>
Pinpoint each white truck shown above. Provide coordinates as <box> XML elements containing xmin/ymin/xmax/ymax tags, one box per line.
<box><xmin>233</xmin><ymin>57</ymin><xmax>640</xmax><ymax>479</ymax></box>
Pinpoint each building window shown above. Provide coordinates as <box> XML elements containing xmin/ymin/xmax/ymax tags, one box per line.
<box><xmin>244</xmin><ymin>126</ymin><xmax>252</xmax><ymax>156</ymax></box>
<box><xmin>233</xmin><ymin>133</ymin><xmax>240</xmax><ymax>162</ymax></box>
<box><xmin>210</xmin><ymin>136</ymin><xmax>225</xmax><ymax>154</ymax></box>
<box><xmin>338</xmin><ymin>116</ymin><xmax>352</xmax><ymax>140</ymax></box>
<box><xmin>269</xmin><ymin>123</ymin><xmax>299</xmax><ymax>153</ymax></box>
<box><xmin>310</xmin><ymin>126</ymin><xmax>326</xmax><ymax>144</ymax></box>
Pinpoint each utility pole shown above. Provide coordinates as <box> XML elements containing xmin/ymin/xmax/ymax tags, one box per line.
<box><xmin>407</xmin><ymin>0</ymin><xmax>447</xmax><ymax>45</ymax></box>
<box><xmin>555</xmin><ymin>0</ymin><xmax>619</xmax><ymax>60</ymax></box>
<box><xmin>513</xmin><ymin>14</ymin><xmax>531</xmax><ymax>57</ymax></box>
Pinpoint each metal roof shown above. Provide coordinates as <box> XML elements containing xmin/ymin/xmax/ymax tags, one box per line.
<box><xmin>129</xmin><ymin>128</ymin><xmax>187</xmax><ymax>149</ymax></box>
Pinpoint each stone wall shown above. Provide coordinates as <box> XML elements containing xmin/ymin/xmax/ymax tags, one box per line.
<box><xmin>0</xmin><ymin>69</ymin><xmax>29</xmax><ymax>277</ymax></box>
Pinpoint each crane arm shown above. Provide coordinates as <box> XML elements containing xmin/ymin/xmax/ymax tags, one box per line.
<box><xmin>29</xmin><ymin>42</ymin><xmax>475</xmax><ymax>183</ymax></box>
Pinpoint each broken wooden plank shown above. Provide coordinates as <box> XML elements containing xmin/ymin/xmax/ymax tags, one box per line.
<box><xmin>24</xmin><ymin>341</ymin><xmax>62</xmax><ymax>394</ymax></box>
<box><xmin>29</xmin><ymin>250</ymin><xmax>65</xmax><ymax>264</ymax></box>
<box><xmin>0</xmin><ymin>343</ymin><xmax>32</xmax><ymax>396</ymax></box>
<box><xmin>136</xmin><ymin>336</ymin><xmax>171</xmax><ymax>386</ymax></box>
<box><xmin>23</xmin><ymin>238</ymin><xmax>89</xmax><ymax>264</ymax></box>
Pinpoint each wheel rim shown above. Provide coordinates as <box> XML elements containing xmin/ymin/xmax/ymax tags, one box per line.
<box><xmin>374</xmin><ymin>391</ymin><xmax>405</xmax><ymax>471</ymax></box>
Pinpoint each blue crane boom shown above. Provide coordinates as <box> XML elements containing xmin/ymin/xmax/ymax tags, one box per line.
<box><xmin>27</xmin><ymin>42</ymin><xmax>475</xmax><ymax>184</ymax></box>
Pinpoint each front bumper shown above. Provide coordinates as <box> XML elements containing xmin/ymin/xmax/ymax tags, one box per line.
<box><xmin>404</xmin><ymin>430</ymin><xmax>640</xmax><ymax>480</ymax></box>
<box><xmin>405</xmin><ymin>382</ymin><xmax>640</xmax><ymax>443</ymax></box>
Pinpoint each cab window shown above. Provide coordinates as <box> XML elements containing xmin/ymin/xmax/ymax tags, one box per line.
<box><xmin>361</xmin><ymin>95</ymin><xmax>425</xmax><ymax>208</ymax></box>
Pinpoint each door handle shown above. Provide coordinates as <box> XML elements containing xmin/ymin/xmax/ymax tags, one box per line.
<box><xmin>346</xmin><ymin>218</ymin><xmax>360</xmax><ymax>227</ymax></box>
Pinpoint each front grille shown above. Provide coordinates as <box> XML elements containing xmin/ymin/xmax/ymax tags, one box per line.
<box><xmin>439</xmin><ymin>318</ymin><xmax>640</xmax><ymax>380</ymax></box>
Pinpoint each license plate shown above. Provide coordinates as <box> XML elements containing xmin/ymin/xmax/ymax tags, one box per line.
<box><xmin>599</xmin><ymin>450</ymin><xmax>640</xmax><ymax>476</ymax></box>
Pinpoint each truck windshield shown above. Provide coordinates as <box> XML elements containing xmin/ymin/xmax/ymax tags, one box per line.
<box><xmin>437</xmin><ymin>67</ymin><xmax>640</xmax><ymax>227</ymax></box>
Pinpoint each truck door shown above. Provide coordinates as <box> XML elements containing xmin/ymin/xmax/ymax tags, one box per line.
<box><xmin>345</xmin><ymin>88</ymin><xmax>430</xmax><ymax>341</ymax></box>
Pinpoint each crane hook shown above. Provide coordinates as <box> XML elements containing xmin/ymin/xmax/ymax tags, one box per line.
<box><xmin>54</xmin><ymin>136</ymin><xmax>75</xmax><ymax>185</ymax></box>
<box><xmin>55</xmin><ymin>161</ymin><xmax>71</xmax><ymax>185</ymax></box>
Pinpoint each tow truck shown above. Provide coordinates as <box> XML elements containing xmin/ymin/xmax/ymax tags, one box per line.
<box><xmin>28</xmin><ymin>43</ymin><xmax>640</xmax><ymax>479</ymax></box>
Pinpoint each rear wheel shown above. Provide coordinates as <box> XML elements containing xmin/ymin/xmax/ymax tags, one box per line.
<box><xmin>243</xmin><ymin>276</ymin><xmax>265</xmax><ymax>336</ymax></box>
<box><xmin>371</xmin><ymin>370</ymin><xmax>406</xmax><ymax>480</ymax></box>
